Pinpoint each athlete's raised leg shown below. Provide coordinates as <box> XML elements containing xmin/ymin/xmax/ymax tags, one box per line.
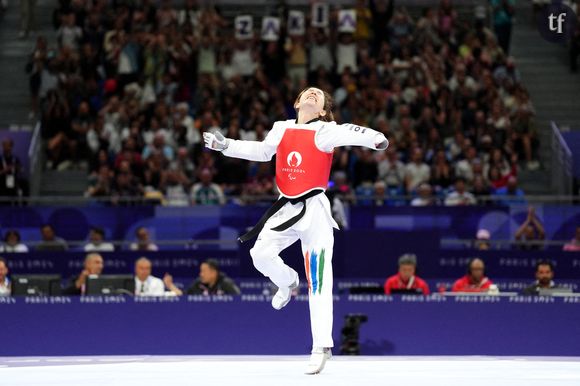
<box><xmin>250</xmin><ymin>216</ymin><xmax>300</xmax><ymax>308</ymax></box>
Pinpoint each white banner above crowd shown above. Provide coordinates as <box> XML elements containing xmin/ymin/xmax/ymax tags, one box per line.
<box><xmin>234</xmin><ymin>3</ymin><xmax>356</xmax><ymax>40</ymax></box>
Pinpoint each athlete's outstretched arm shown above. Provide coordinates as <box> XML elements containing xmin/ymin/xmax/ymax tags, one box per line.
<box><xmin>203</xmin><ymin>126</ymin><xmax>280</xmax><ymax>162</ymax></box>
<box><xmin>315</xmin><ymin>122</ymin><xmax>389</xmax><ymax>152</ymax></box>
<box><xmin>222</xmin><ymin>138</ymin><xmax>277</xmax><ymax>161</ymax></box>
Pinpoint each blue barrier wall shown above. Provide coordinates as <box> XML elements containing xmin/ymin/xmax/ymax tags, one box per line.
<box><xmin>3</xmin><ymin>248</ymin><xmax>580</xmax><ymax>280</ymax></box>
<box><xmin>563</xmin><ymin>131</ymin><xmax>580</xmax><ymax>179</ymax></box>
<box><xmin>2</xmin><ymin>205</ymin><xmax>580</xmax><ymax>248</ymax></box>
<box><xmin>1</xmin><ymin>295</ymin><xmax>579</xmax><ymax>356</ymax></box>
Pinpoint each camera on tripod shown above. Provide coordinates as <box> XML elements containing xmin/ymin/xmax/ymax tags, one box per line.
<box><xmin>340</xmin><ymin>313</ymin><xmax>368</xmax><ymax>355</ymax></box>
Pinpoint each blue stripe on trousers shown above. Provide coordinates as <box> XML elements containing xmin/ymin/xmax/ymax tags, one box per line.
<box><xmin>310</xmin><ymin>249</ymin><xmax>318</xmax><ymax>294</ymax></box>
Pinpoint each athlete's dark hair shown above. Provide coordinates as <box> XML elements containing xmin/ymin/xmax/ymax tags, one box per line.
<box><xmin>294</xmin><ymin>87</ymin><xmax>334</xmax><ymax>122</ymax></box>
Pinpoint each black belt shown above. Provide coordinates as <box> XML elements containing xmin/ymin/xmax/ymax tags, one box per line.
<box><xmin>238</xmin><ymin>189</ymin><xmax>323</xmax><ymax>243</ymax></box>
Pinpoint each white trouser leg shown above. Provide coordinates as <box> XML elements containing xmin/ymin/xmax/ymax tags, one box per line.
<box><xmin>249</xmin><ymin>214</ymin><xmax>299</xmax><ymax>289</ymax></box>
<box><xmin>299</xmin><ymin>219</ymin><xmax>334</xmax><ymax>349</ymax></box>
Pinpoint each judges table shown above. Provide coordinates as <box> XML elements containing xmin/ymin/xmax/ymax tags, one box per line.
<box><xmin>1</xmin><ymin>294</ymin><xmax>579</xmax><ymax>357</ymax></box>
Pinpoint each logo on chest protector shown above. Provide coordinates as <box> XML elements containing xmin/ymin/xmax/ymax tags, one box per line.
<box><xmin>282</xmin><ymin>151</ymin><xmax>305</xmax><ymax>180</ymax></box>
<box><xmin>286</xmin><ymin>151</ymin><xmax>302</xmax><ymax>167</ymax></box>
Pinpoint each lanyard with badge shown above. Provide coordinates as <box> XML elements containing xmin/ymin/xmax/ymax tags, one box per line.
<box><xmin>399</xmin><ymin>276</ymin><xmax>415</xmax><ymax>289</ymax></box>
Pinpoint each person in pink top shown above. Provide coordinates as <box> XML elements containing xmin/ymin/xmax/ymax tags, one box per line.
<box><xmin>563</xmin><ymin>226</ymin><xmax>580</xmax><ymax>251</ymax></box>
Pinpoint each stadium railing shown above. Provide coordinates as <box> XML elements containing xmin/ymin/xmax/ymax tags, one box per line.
<box><xmin>4</xmin><ymin>238</ymin><xmax>573</xmax><ymax>249</ymax></box>
<box><xmin>27</xmin><ymin>121</ymin><xmax>42</xmax><ymax>197</ymax></box>
<box><xmin>551</xmin><ymin>121</ymin><xmax>573</xmax><ymax>197</ymax></box>
<box><xmin>0</xmin><ymin>194</ymin><xmax>577</xmax><ymax>206</ymax></box>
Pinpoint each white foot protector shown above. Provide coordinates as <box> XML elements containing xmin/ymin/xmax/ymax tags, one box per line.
<box><xmin>271</xmin><ymin>273</ymin><xmax>299</xmax><ymax>310</ymax></box>
<box><xmin>304</xmin><ymin>347</ymin><xmax>332</xmax><ymax>375</ymax></box>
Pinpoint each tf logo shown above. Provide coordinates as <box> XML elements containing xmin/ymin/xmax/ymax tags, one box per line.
<box><xmin>537</xmin><ymin>1</ymin><xmax>577</xmax><ymax>44</ymax></box>
<box><xmin>287</xmin><ymin>151</ymin><xmax>302</xmax><ymax>167</ymax></box>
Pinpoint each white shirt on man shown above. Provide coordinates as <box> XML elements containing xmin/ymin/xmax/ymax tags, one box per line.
<box><xmin>0</xmin><ymin>244</ymin><xmax>29</xmax><ymax>253</ymax></box>
<box><xmin>84</xmin><ymin>242</ymin><xmax>115</xmax><ymax>252</ymax></box>
<box><xmin>135</xmin><ymin>276</ymin><xmax>165</xmax><ymax>296</ymax></box>
<box><xmin>411</xmin><ymin>197</ymin><xmax>434</xmax><ymax>206</ymax></box>
<box><xmin>445</xmin><ymin>191</ymin><xmax>477</xmax><ymax>206</ymax></box>
<box><xmin>130</xmin><ymin>242</ymin><xmax>159</xmax><ymax>252</ymax></box>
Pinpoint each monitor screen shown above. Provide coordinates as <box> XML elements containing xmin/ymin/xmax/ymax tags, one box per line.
<box><xmin>11</xmin><ymin>275</ymin><xmax>62</xmax><ymax>296</ymax></box>
<box><xmin>85</xmin><ymin>275</ymin><xmax>135</xmax><ymax>296</ymax></box>
<box><xmin>349</xmin><ymin>285</ymin><xmax>384</xmax><ymax>295</ymax></box>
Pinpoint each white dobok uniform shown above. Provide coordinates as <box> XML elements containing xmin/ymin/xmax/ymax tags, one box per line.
<box><xmin>222</xmin><ymin>119</ymin><xmax>387</xmax><ymax>349</ymax></box>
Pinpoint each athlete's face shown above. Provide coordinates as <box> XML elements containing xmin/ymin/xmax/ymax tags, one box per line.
<box><xmin>296</xmin><ymin>88</ymin><xmax>326</xmax><ymax>117</ymax></box>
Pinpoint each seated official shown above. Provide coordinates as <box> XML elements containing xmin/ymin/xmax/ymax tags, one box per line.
<box><xmin>134</xmin><ymin>257</ymin><xmax>182</xmax><ymax>296</ymax></box>
<box><xmin>523</xmin><ymin>261</ymin><xmax>559</xmax><ymax>295</ymax></box>
<box><xmin>0</xmin><ymin>257</ymin><xmax>10</xmax><ymax>296</ymax></box>
<box><xmin>186</xmin><ymin>259</ymin><xmax>241</xmax><ymax>296</ymax></box>
<box><xmin>62</xmin><ymin>253</ymin><xmax>104</xmax><ymax>295</ymax></box>
<box><xmin>384</xmin><ymin>253</ymin><xmax>430</xmax><ymax>295</ymax></box>
<box><xmin>452</xmin><ymin>258</ymin><xmax>493</xmax><ymax>293</ymax></box>
<box><xmin>134</xmin><ymin>257</ymin><xmax>165</xmax><ymax>296</ymax></box>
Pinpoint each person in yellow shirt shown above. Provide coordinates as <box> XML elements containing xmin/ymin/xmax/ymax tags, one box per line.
<box><xmin>285</xmin><ymin>36</ymin><xmax>307</xmax><ymax>88</ymax></box>
<box><xmin>354</xmin><ymin>0</ymin><xmax>373</xmax><ymax>41</ymax></box>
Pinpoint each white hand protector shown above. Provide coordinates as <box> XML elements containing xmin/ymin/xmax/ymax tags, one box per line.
<box><xmin>374</xmin><ymin>133</ymin><xmax>389</xmax><ymax>150</ymax></box>
<box><xmin>203</xmin><ymin>131</ymin><xmax>229</xmax><ymax>151</ymax></box>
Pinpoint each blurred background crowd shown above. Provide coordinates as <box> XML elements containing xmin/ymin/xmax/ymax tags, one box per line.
<box><xmin>21</xmin><ymin>0</ymin><xmax>541</xmax><ymax>207</ymax></box>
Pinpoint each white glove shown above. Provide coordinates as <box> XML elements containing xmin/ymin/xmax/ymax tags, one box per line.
<box><xmin>374</xmin><ymin>133</ymin><xmax>389</xmax><ymax>150</ymax></box>
<box><xmin>203</xmin><ymin>131</ymin><xmax>229</xmax><ymax>151</ymax></box>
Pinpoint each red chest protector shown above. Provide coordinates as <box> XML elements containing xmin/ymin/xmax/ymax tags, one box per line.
<box><xmin>276</xmin><ymin>128</ymin><xmax>333</xmax><ymax>198</ymax></box>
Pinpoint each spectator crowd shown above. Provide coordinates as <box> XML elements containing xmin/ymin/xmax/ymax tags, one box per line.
<box><xmin>28</xmin><ymin>0</ymin><xmax>541</xmax><ymax>207</ymax></box>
